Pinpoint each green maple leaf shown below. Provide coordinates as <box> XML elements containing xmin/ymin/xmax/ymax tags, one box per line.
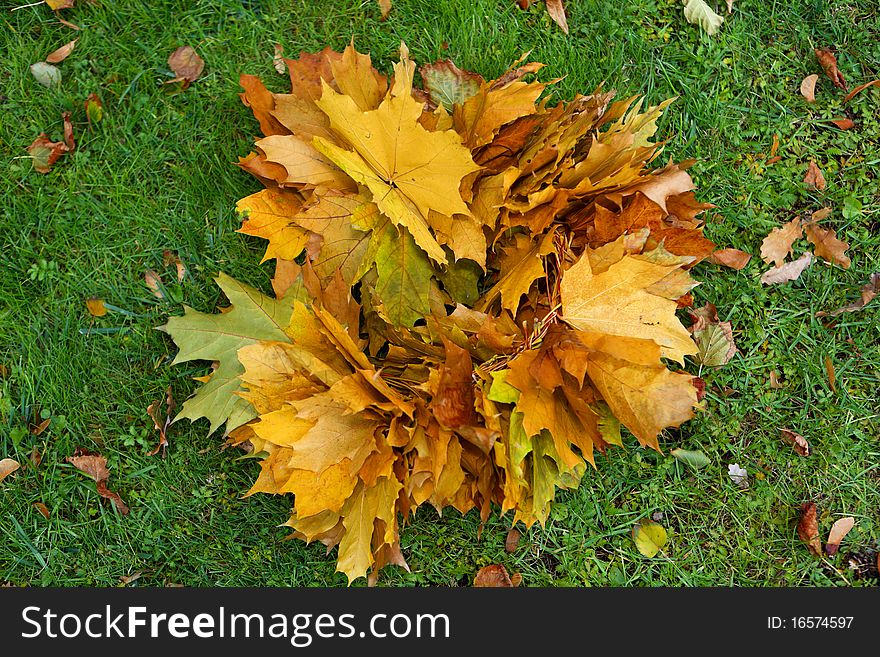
<box><xmin>160</xmin><ymin>272</ymin><xmax>298</xmax><ymax>434</ymax></box>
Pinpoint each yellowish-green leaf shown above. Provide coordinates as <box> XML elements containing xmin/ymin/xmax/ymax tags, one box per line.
<box><xmin>633</xmin><ymin>519</ymin><xmax>667</xmax><ymax>557</ymax></box>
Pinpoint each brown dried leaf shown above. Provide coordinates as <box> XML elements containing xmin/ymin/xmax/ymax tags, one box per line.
<box><xmin>769</xmin><ymin>370</ymin><xmax>784</xmax><ymax>389</ymax></box>
<box><xmin>272</xmin><ymin>44</ymin><xmax>286</xmax><ymax>74</ymax></box>
<box><xmin>0</xmin><ymin>458</ymin><xmax>21</xmax><ymax>483</ymax></box>
<box><xmin>824</xmin><ymin>355</ymin><xmax>836</xmax><ymax>392</ymax></box>
<box><xmin>66</xmin><ymin>449</ymin><xmax>129</xmax><ymax>515</ymax></box>
<box><xmin>378</xmin><ymin>0</ymin><xmax>391</xmax><ymax>20</ymax></box>
<box><xmin>162</xmin><ymin>250</ymin><xmax>187</xmax><ymax>282</ymax></box>
<box><xmin>831</xmin><ymin>118</ymin><xmax>854</xmax><ymax>130</ymax></box>
<box><xmin>167</xmin><ymin>46</ymin><xmax>205</xmax><ymax>88</ymax></box>
<box><xmin>817</xmin><ymin>273</ymin><xmax>879</xmax><ymax>316</ymax></box>
<box><xmin>760</xmin><ymin>252</ymin><xmax>813</xmax><ymax>285</ymax></box>
<box><xmin>804</xmin><ymin>160</ymin><xmax>826</xmax><ymax>190</ymax></box>
<box><xmin>145</xmin><ymin>269</ymin><xmax>164</xmax><ymax>299</ymax></box>
<box><xmin>797</xmin><ymin>502</ymin><xmax>822</xmax><ymax>556</ymax></box>
<box><xmin>45</xmin><ymin>39</ymin><xmax>78</xmax><ymax>64</ymax></box>
<box><xmin>31</xmin><ymin>418</ymin><xmax>50</xmax><ymax>436</ymax></box>
<box><xmin>843</xmin><ymin>79</ymin><xmax>880</xmax><ymax>103</ymax></box>
<box><xmin>799</xmin><ymin>74</ymin><xmax>818</xmax><ymax>102</ymax></box>
<box><xmin>825</xmin><ymin>517</ymin><xmax>855</xmax><ymax>556</ymax></box>
<box><xmin>546</xmin><ymin>0</ymin><xmax>569</xmax><ymax>34</ymax></box>
<box><xmin>811</xmin><ymin>207</ymin><xmax>832</xmax><ymax>222</ymax></box>
<box><xmin>474</xmin><ymin>564</ymin><xmax>518</xmax><ymax>587</ymax></box>
<box><xmin>32</xmin><ymin>502</ymin><xmax>50</xmax><ymax>519</ymax></box>
<box><xmin>27</xmin><ymin>133</ymin><xmax>70</xmax><ymax>173</ymax></box>
<box><xmin>505</xmin><ymin>528</ymin><xmax>521</xmax><ymax>553</ymax></box>
<box><xmin>804</xmin><ymin>222</ymin><xmax>850</xmax><ymax>269</ymax></box>
<box><xmin>780</xmin><ymin>428</ymin><xmax>810</xmax><ymax>457</ymax></box>
<box><xmin>760</xmin><ymin>219</ymin><xmax>802</xmax><ymax>267</ymax></box>
<box><xmin>146</xmin><ymin>386</ymin><xmax>175</xmax><ymax>456</ymax></box>
<box><xmin>814</xmin><ymin>48</ymin><xmax>847</xmax><ymax>90</ymax></box>
<box><xmin>709</xmin><ymin>248</ymin><xmax>751</xmax><ymax>270</ymax></box>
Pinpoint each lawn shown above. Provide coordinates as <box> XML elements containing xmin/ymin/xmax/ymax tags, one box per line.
<box><xmin>1</xmin><ymin>0</ymin><xmax>878</xmax><ymax>587</ymax></box>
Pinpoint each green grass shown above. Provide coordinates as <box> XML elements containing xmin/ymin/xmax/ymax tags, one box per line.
<box><xmin>1</xmin><ymin>0</ymin><xmax>878</xmax><ymax>587</ymax></box>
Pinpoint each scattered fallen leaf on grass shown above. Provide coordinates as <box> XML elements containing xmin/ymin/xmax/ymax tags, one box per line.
<box><xmin>830</xmin><ymin>118</ymin><xmax>854</xmax><ymax>130</ymax></box>
<box><xmin>780</xmin><ymin>428</ymin><xmax>810</xmax><ymax>456</ymax></box>
<box><xmin>726</xmin><ymin>0</ymin><xmax>734</xmax><ymax>11</ymax></box>
<box><xmin>769</xmin><ymin>370</ymin><xmax>784</xmax><ymax>389</ymax></box>
<box><xmin>86</xmin><ymin>297</ymin><xmax>108</xmax><ymax>316</ymax></box>
<box><xmin>30</xmin><ymin>62</ymin><xmax>61</xmax><ymax>88</ymax></box>
<box><xmin>517</xmin><ymin>0</ymin><xmax>532</xmax><ymax>7</ymax></box>
<box><xmin>146</xmin><ymin>386</ymin><xmax>175</xmax><ymax>456</ymax></box>
<box><xmin>378</xmin><ymin>0</ymin><xmax>391</xmax><ymax>20</ymax></box>
<box><xmin>804</xmin><ymin>222</ymin><xmax>850</xmax><ymax>269</ymax></box>
<box><xmin>66</xmin><ymin>448</ymin><xmax>129</xmax><ymax>515</ymax></box>
<box><xmin>45</xmin><ymin>39</ymin><xmax>77</xmax><ymax>64</ymax></box>
<box><xmin>800</xmin><ymin>74</ymin><xmax>818</xmax><ymax>102</ymax></box>
<box><xmin>546</xmin><ymin>0</ymin><xmax>569</xmax><ymax>34</ymax></box>
<box><xmin>811</xmin><ymin>207</ymin><xmax>832</xmax><ymax>222</ymax></box>
<box><xmin>27</xmin><ymin>134</ymin><xmax>70</xmax><ymax>173</ymax></box>
<box><xmin>633</xmin><ymin>519</ymin><xmax>667</xmax><ymax>557</ymax></box>
<box><xmin>62</xmin><ymin>111</ymin><xmax>75</xmax><ymax>150</ymax></box>
<box><xmin>32</xmin><ymin>502</ymin><xmax>50</xmax><ymax>519</ymax></box>
<box><xmin>760</xmin><ymin>219</ymin><xmax>802</xmax><ymax>267</ymax></box>
<box><xmin>272</xmin><ymin>44</ymin><xmax>285</xmax><ymax>74</ymax></box>
<box><xmin>85</xmin><ymin>93</ymin><xmax>103</xmax><ymax>125</ymax></box>
<box><xmin>824</xmin><ymin>355</ymin><xmax>836</xmax><ymax>392</ymax></box>
<box><xmin>31</xmin><ymin>418</ymin><xmax>50</xmax><ymax>436</ymax></box>
<box><xmin>804</xmin><ymin>160</ymin><xmax>826</xmax><ymax>190</ymax></box>
<box><xmin>30</xmin><ymin>446</ymin><xmax>42</xmax><ymax>468</ymax></box>
<box><xmin>671</xmin><ymin>448</ymin><xmax>710</xmax><ymax>469</ymax></box>
<box><xmin>167</xmin><ymin>46</ymin><xmax>204</xmax><ymax>88</ymax></box>
<box><xmin>843</xmin><ymin>79</ymin><xmax>880</xmax><ymax>103</ymax></box>
<box><xmin>760</xmin><ymin>252</ymin><xmax>813</xmax><ymax>285</ymax></box>
<box><xmin>727</xmin><ymin>463</ymin><xmax>748</xmax><ymax>489</ymax></box>
<box><xmin>145</xmin><ymin>269</ymin><xmax>165</xmax><ymax>299</ymax></box>
<box><xmin>797</xmin><ymin>502</ymin><xmax>822</xmax><ymax>556</ymax></box>
<box><xmin>46</xmin><ymin>0</ymin><xmax>74</xmax><ymax>8</ymax></box>
<box><xmin>709</xmin><ymin>248</ymin><xmax>751</xmax><ymax>270</ymax></box>
<box><xmin>162</xmin><ymin>250</ymin><xmax>187</xmax><ymax>282</ymax></box>
<box><xmin>683</xmin><ymin>0</ymin><xmax>725</xmax><ymax>35</ymax></box>
<box><xmin>825</xmin><ymin>517</ymin><xmax>855</xmax><ymax>556</ymax></box>
<box><xmin>120</xmin><ymin>572</ymin><xmax>143</xmax><ymax>586</ymax></box>
<box><xmin>505</xmin><ymin>528</ymin><xmax>521</xmax><ymax>553</ymax></box>
<box><xmin>688</xmin><ymin>303</ymin><xmax>737</xmax><ymax>367</ymax></box>
<box><xmin>814</xmin><ymin>48</ymin><xmax>847</xmax><ymax>91</ymax></box>
<box><xmin>768</xmin><ymin>134</ymin><xmax>780</xmax><ymax>161</ymax></box>
<box><xmin>0</xmin><ymin>458</ymin><xmax>21</xmax><ymax>483</ymax></box>
<box><xmin>474</xmin><ymin>564</ymin><xmax>519</xmax><ymax>587</ymax></box>
<box><xmin>817</xmin><ymin>273</ymin><xmax>879</xmax><ymax>316</ymax></box>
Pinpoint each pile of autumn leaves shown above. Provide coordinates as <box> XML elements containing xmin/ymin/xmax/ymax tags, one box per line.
<box><xmin>164</xmin><ymin>44</ymin><xmax>720</xmax><ymax>584</ymax></box>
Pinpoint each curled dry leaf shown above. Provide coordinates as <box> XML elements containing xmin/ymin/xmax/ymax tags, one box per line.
<box><xmin>145</xmin><ymin>269</ymin><xmax>165</xmax><ymax>299</ymax></box>
<box><xmin>162</xmin><ymin>249</ymin><xmax>187</xmax><ymax>282</ymax></box>
<box><xmin>760</xmin><ymin>251</ymin><xmax>813</xmax><ymax>285</ymax></box>
<box><xmin>709</xmin><ymin>248</ymin><xmax>751</xmax><ymax>270</ymax></box>
<box><xmin>760</xmin><ymin>219</ymin><xmax>802</xmax><ymax>267</ymax></box>
<box><xmin>272</xmin><ymin>44</ymin><xmax>286</xmax><ymax>74</ymax></box>
<box><xmin>45</xmin><ymin>39</ymin><xmax>77</xmax><ymax>64</ymax></box>
<box><xmin>769</xmin><ymin>370</ymin><xmax>784</xmax><ymax>389</ymax></box>
<box><xmin>824</xmin><ymin>355</ymin><xmax>836</xmax><ymax>392</ymax></box>
<box><xmin>797</xmin><ymin>502</ymin><xmax>822</xmax><ymax>557</ymax></box>
<box><xmin>474</xmin><ymin>564</ymin><xmax>518</xmax><ymax>587</ymax></box>
<box><xmin>505</xmin><ymin>528</ymin><xmax>522</xmax><ymax>553</ymax></box>
<box><xmin>167</xmin><ymin>46</ymin><xmax>205</xmax><ymax>88</ymax></box>
<box><xmin>0</xmin><ymin>458</ymin><xmax>21</xmax><ymax>483</ymax></box>
<box><xmin>825</xmin><ymin>517</ymin><xmax>855</xmax><ymax>556</ymax></box>
<box><xmin>817</xmin><ymin>273</ymin><xmax>879</xmax><ymax>316</ymax></box>
<box><xmin>545</xmin><ymin>0</ymin><xmax>569</xmax><ymax>34</ymax></box>
<box><xmin>803</xmin><ymin>160</ymin><xmax>826</xmax><ymax>190</ymax></box>
<box><xmin>33</xmin><ymin>502</ymin><xmax>51</xmax><ymax>519</ymax></box>
<box><xmin>66</xmin><ymin>448</ymin><xmax>129</xmax><ymax>515</ymax></box>
<box><xmin>62</xmin><ymin>111</ymin><xmax>75</xmax><ymax>150</ymax></box>
<box><xmin>843</xmin><ymin>79</ymin><xmax>880</xmax><ymax>103</ymax></box>
<box><xmin>780</xmin><ymin>428</ymin><xmax>810</xmax><ymax>456</ymax></box>
<box><xmin>814</xmin><ymin>48</ymin><xmax>847</xmax><ymax>91</ymax></box>
<box><xmin>146</xmin><ymin>386</ymin><xmax>175</xmax><ymax>456</ymax></box>
<box><xmin>27</xmin><ymin>134</ymin><xmax>70</xmax><ymax>173</ymax></box>
<box><xmin>804</xmin><ymin>222</ymin><xmax>850</xmax><ymax>269</ymax></box>
<box><xmin>799</xmin><ymin>74</ymin><xmax>818</xmax><ymax>102</ymax></box>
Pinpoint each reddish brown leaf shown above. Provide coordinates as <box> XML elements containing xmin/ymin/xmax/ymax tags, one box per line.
<box><xmin>760</xmin><ymin>219</ymin><xmax>802</xmax><ymax>267</ymax></box>
<box><xmin>146</xmin><ymin>386</ymin><xmax>175</xmax><ymax>456</ymax></box>
<box><xmin>167</xmin><ymin>46</ymin><xmax>205</xmax><ymax>88</ymax></box>
<box><xmin>816</xmin><ymin>273</ymin><xmax>879</xmax><ymax>316</ymax></box>
<box><xmin>814</xmin><ymin>48</ymin><xmax>847</xmax><ymax>90</ymax></box>
<box><xmin>29</xmin><ymin>446</ymin><xmax>42</xmax><ymax>468</ymax></box>
<box><xmin>32</xmin><ymin>502</ymin><xmax>50</xmax><ymax>519</ymax></box>
<box><xmin>505</xmin><ymin>528</ymin><xmax>521</xmax><ymax>553</ymax></box>
<box><xmin>811</xmin><ymin>207</ymin><xmax>832</xmax><ymax>222</ymax></box>
<box><xmin>30</xmin><ymin>418</ymin><xmax>51</xmax><ymax>436</ymax></box>
<box><xmin>797</xmin><ymin>502</ymin><xmax>822</xmax><ymax>556</ymax></box>
<box><xmin>474</xmin><ymin>564</ymin><xmax>519</xmax><ymax>587</ymax></box>
<box><xmin>162</xmin><ymin>250</ymin><xmax>187</xmax><ymax>283</ymax></box>
<box><xmin>517</xmin><ymin>0</ymin><xmax>532</xmax><ymax>8</ymax></box>
<box><xmin>824</xmin><ymin>355</ymin><xmax>836</xmax><ymax>393</ymax></box>
<box><xmin>803</xmin><ymin>160</ymin><xmax>826</xmax><ymax>190</ymax></box>
<box><xmin>26</xmin><ymin>134</ymin><xmax>70</xmax><ymax>173</ymax></box>
<box><xmin>769</xmin><ymin>370</ymin><xmax>784</xmax><ymax>389</ymax></box>
<box><xmin>0</xmin><ymin>459</ymin><xmax>20</xmax><ymax>483</ymax></box>
<box><xmin>66</xmin><ymin>448</ymin><xmax>129</xmax><ymax>515</ymax></box>
<box><xmin>430</xmin><ymin>339</ymin><xmax>476</xmax><ymax>429</ymax></box>
<box><xmin>780</xmin><ymin>428</ymin><xmax>810</xmax><ymax>457</ymax></box>
<box><xmin>825</xmin><ymin>517</ymin><xmax>855</xmax><ymax>556</ymax></box>
<box><xmin>62</xmin><ymin>111</ymin><xmax>75</xmax><ymax>150</ymax></box>
<box><xmin>804</xmin><ymin>222</ymin><xmax>850</xmax><ymax>269</ymax></box>
<box><xmin>708</xmin><ymin>248</ymin><xmax>751</xmax><ymax>270</ymax></box>
<box><xmin>799</xmin><ymin>74</ymin><xmax>818</xmax><ymax>102</ymax></box>
<box><xmin>120</xmin><ymin>572</ymin><xmax>143</xmax><ymax>586</ymax></box>
<box><xmin>843</xmin><ymin>79</ymin><xmax>880</xmax><ymax>103</ymax></box>
<box><xmin>45</xmin><ymin>38</ymin><xmax>78</xmax><ymax>64</ymax></box>
<box><xmin>830</xmin><ymin>118</ymin><xmax>854</xmax><ymax>130</ymax></box>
